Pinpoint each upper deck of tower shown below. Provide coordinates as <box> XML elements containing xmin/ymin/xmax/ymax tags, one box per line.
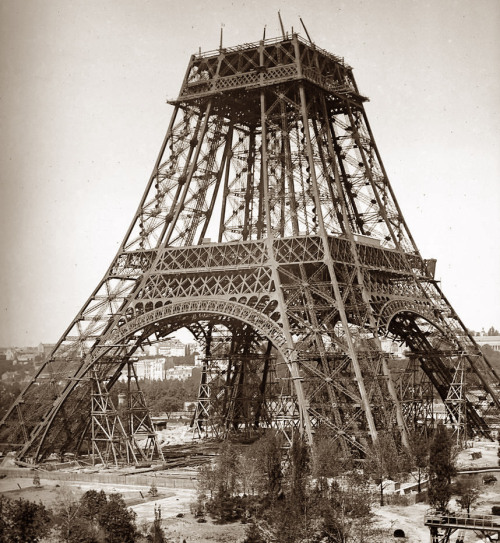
<box><xmin>171</xmin><ymin>33</ymin><xmax>367</xmax><ymax>107</ymax></box>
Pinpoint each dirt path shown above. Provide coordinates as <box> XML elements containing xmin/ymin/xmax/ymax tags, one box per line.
<box><xmin>373</xmin><ymin>503</ymin><xmax>430</xmax><ymax>542</ymax></box>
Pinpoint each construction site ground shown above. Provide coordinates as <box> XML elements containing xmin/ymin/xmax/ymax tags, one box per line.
<box><xmin>1</xmin><ymin>438</ymin><xmax>499</xmax><ymax>542</ymax></box>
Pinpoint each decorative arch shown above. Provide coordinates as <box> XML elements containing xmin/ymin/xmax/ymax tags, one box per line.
<box><xmin>89</xmin><ymin>297</ymin><xmax>312</xmax><ymax>444</ymax></box>
<box><xmin>99</xmin><ymin>298</ymin><xmax>288</xmax><ymax>360</ymax></box>
<box><xmin>31</xmin><ymin>298</ymin><xmax>296</xmax><ymax>461</ymax></box>
<box><xmin>378</xmin><ymin>299</ymin><xmax>448</xmax><ymax>338</ymax></box>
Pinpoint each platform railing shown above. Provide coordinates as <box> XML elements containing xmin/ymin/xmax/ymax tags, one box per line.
<box><xmin>424</xmin><ymin>510</ymin><xmax>500</xmax><ymax>531</ymax></box>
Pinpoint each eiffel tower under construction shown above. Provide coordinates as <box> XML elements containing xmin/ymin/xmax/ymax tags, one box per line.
<box><xmin>1</xmin><ymin>27</ymin><xmax>499</xmax><ymax>466</ymax></box>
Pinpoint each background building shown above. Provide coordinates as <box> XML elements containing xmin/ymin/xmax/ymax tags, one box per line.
<box><xmin>474</xmin><ymin>335</ymin><xmax>500</xmax><ymax>352</ymax></box>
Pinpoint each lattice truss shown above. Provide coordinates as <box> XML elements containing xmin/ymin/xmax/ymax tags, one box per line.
<box><xmin>193</xmin><ymin>324</ymin><xmax>289</xmax><ymax>440</ymax></box>
<box><xmin>1</xmin><ymin>32</ymin><xmax>499</xmax><ymax>464</ymax></box>
<box><xmin>90</xmin><ymin>364</ymin><xmax>163</xmax><ymax>467</ymax></box>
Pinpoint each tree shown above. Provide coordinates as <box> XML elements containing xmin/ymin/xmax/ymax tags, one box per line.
<box><xmin>0</xmin><ymin>495</ymin><xmax>52</xmax><ymax>543</ymax></box>
<box><xmin>154</xmin><ymin>396</ymin><xmax>182</xmax><ymax>417</ymax></box>
<box><xmin>0</xmin><ymin>381</ymin><xmax>22</xmax><ymax>419</ymax></box>
<box><xmin>148</xmin><ymin>504</ymin><xmax>166</xmax><ymax>543</ymax></box>
<box><xmin>288</xmin><ymin>433</ymin><xmax>310</xmax><ymax>514</ymax></box>
<box><xmin>198</xmin><ymin>462</ymin><xmax>218</xmax><ymax>500</ymax></box>
<box><xmin>133</xmin><ymin>377</ymin><xmax>200</xmax><ymax>416</ymax></box>
<box><xmin>243</xmin><ymin>521</ymin><xmax>267</xmax><ymax>543</ymax></box>
<box><xmin>312</xmin><ymin>428</ymin><xmax>349</xmax><ymax>484</ymax></box>
<box><xmin>428</xmin><ymin>424</ymin><xmax>457</xmax><ymax>511</ymax></box>
<box><xmin>365</xmin><ymin>431</ymin><xmax>403</xmax><ymax>506</ymax></box>
<box><xmin>52</xmin><ymin>488</ymin><xmax>138</xmax><ymax>543</ymax></box>
<box><xmin>54</xmin><ymin>488</ymin><xmax>107</xmax><ymax>543</ymax></box>
<box><xmin>480</xmin><ymin>345</ymin><xmax>500</xmax><ymax>379</ymax></box>
<box><xmin>323</xmin><ymin>475</ymin><xmax>375</xmax><ymax>543</ymax></box>
<box><xmin>193</xmin><ymin>429</ymin><xmax>383</xmax><ymax>542</ymax></box>
<box><xmin>238</xmin><ymin>448</ymin><xmax>262</xmax><ymax>496</ymax></box>
<box><xmin>260</xmin><ymin>433</ymin><xmax>311</xmax><ymax>543</ymax></box>
<box><xmin>258</xmin><ymin>431</ymin><xmax>283</xmax><ymax>501</ymax></box>
<box><xmin>53</xmin><ymin>486</ymin><xmax>82</xmax><ymax>543</ymax></box>
<box><xmin>97</xmin><ymin>493</ymin><xmax>137</xmax><ymax>543</ymax></box>
<box><xmin>199</xmin><ymin>442</ymin><xmax>243</xmax><ymax>523</ymax></box>
<box><xmin>281</xmin><ymin>472</ymin><xmax>376</xmax><ymax>543</ymax></box>
<box><xmin>148</xmin><ymin>480</ymin><xmax>159</xmax><ymax>498</ymax></box>
<box><xmin>239</xmin><ymin>431</ymin><xmax>285</xmax><ymax>500</ymax></box>
<box><xmin>197</xmin><ymin>433</ymin><xmax>286</xmax><ymax>525</ymax></box>
<box><xmin>216</xmin><ymin>441</ymin><xmax>241</xmax><ymax>496</ymax></box>
<box><xmin>408</xmin><ymin>431</ymin><xmax>431</xmax><ymax>493</ymax></box>
<box><xmin>80</xmin><ymin>489</ymin><xmax>107</xmax><ymax>523</ymax></box>
<box><xmin>455</xmin><ymin>476</ymin><xmax>481</xmax><ymax>517</ymax></box>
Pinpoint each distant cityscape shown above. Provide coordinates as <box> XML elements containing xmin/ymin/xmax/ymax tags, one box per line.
<box><xmin>1</xmin><ymin>329</ymin><xmax>499</xmax><ymax>387</ymax></box>
<box><xmin>0</xmin><ymin>338</ymin><xmax>202</xmax><ymax>385</ymax></box>
<box><xmin>121</xmin><ymin>338</ymin><xmax>202</xmax><ymax>381</ymax></box>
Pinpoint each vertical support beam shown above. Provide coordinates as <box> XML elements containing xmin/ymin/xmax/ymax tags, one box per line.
<box><xmin>193</xmin><ymin>325</ymin><xmax>213</xmax><ymax>438</ymax></box>
<box><xmin>259</xmin><ymin>40</ymin><xmax>313</xmax><ymax>445</ymax></box>
<box><xmin>281</xmin><ymin>102</ymin><xmax>300</xmax><ymax>236</ymax></box>
<box><xmin>318</xmin><ymin>94</ymin><xmax>408</xmax><ymax>447</ymax></box>
<box><xmin>198</xmin><ymin>122</ymin><xmax>234</xmax><ymax>243</ymax></box>
<box><xmin>444</xmin><ymin>356</ymin><xmax>467</xmax><ymax>445</ymax></box>
<box><xmin>292</xmin><ymin>35</ymin><xmax>378</xmax><ymax>442</ymax></box>
<box><xmin>242</xmin><ymin>128</ymin><xmax>257</xmax><ymax>241</ymax></box>
<box><xmin>164</xmin><ymin>101</ymin><xmax>213</xmax><ymax>245</ymax></box>
<box><xmin>218</xmin><ymin>137</ymin><xmax>233</xmax><ymax>243</ymax></box>
<box><xmin>254</xmin><ymin>340</ymin><xmax>273</xmax><ymax>428</ymax></box>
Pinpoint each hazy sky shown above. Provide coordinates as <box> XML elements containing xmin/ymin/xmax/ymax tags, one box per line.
<box><xmin>1</xmin><ymin>0</ymin><xmax>499</xmax><ymax>347</ymax></box>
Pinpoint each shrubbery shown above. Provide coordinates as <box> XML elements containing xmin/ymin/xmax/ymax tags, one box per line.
<box><xmin>196</xmin><ymin>432</ymin><xmax>378</xmax><ymax>543</ymax></box>
<box><xmin>428</xmin><ymin>425</ymin><xmax>457</xmax><ymax>512</ymax></box>
<box><xmin>53</xmin><ymin>488</ymin><xmax>138</xmax><ymax>543</ymax></box>
<box><xmin>0</xmin><ymin>488</ymin><xmax>146</xmax><ymax>543</ymax></box>
<box><xmin>112</xmin><ymin>377</ymin><xmax>199</xmax><ymax>417</ymax></box>
<box><xmin>0</xmin><ymin>495</ymin><xmax>52</xmax><ymax>543</ymax></box>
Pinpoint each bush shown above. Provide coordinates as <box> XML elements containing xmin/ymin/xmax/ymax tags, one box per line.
<box><xmin>416</xmin><ymin>491</ymin><xmax>428</xmax><ymax>503</ymax></box>
<box><xmin>206</xmin><ymin>492</ymin><xmax>245</xmax><ymax>524</ymax></box>
<box><xmin>97</xmin><ymin>493</ymin><xmax>137</xmax><ymax>543</ymax></box>
<box><xmin>243</xmin><ymin>521</ymin><xmax>267</xmax><ymax>543</ymax></box>
<box><xmin>492</xmin><ymin>505</ymin><xmax>500</xmax><ymax>516</ymax></box>
<box><xmin>0</xmin><ymin>495</ymin><xmax>52</xmax><ymax>543</ymax></box>
<box><xmin>383</xmin><ymin>493</ymin><xmax>413</xmax><ymax>506</ymax></box>
<box><xmin>148</xmin><ymin>481</ymin><xmax>159</xmax><ymax>497</ymax></box>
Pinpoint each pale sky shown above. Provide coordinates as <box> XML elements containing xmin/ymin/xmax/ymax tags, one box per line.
<box><xmin>0</xmin><ymin>0</ymin><xmax>499</xmax><ymax>347</ymax></box>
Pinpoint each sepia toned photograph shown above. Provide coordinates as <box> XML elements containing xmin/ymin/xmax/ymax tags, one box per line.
<box><xmin>1</xmin><ymin>1</ymin><xmax>499</xmax><ymax>541</ymax></box>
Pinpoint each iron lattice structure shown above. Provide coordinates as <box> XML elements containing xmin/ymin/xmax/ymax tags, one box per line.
<box><xmin>2</xmin><ymin>33</ymin><xmax>499</xmax><ymax>463</ymax></box>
